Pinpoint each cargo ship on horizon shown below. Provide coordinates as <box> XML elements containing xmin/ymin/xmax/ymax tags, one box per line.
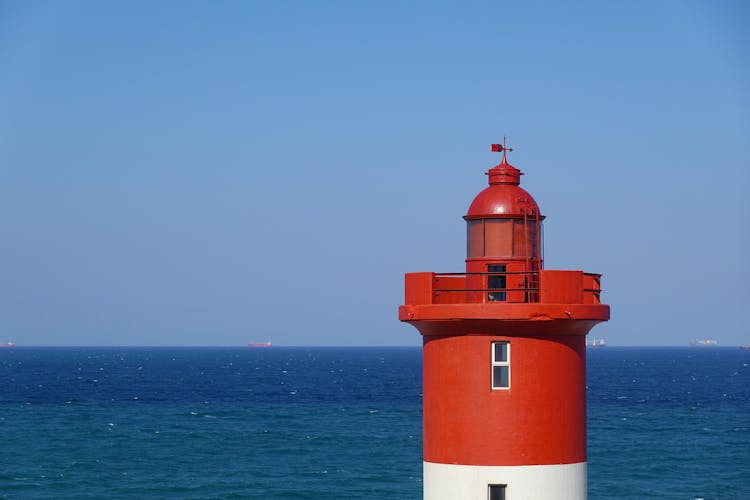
<box><xmin>586</xmin><ymin>337</ymin><xmax>606</xmax><ymax>348</ymax></box>
<box><xmin>689</xmin><ymin>339</ymin><xmax>718</xmax><ymax>346</ymax></box>
<box><xmin>247</xmin><ymin>341</ymin><xmax>272</xmax><ymax>347</ymax></box>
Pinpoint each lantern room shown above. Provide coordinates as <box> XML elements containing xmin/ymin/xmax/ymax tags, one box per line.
<box><xmin>464</xmin><ymin>141</ymin><xmax>544</xmax><ymax>302</ymax></box>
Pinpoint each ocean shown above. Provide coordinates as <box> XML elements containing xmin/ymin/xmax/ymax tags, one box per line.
<box><xmin>0</xmin><ymin>346</ymin><xmax>747</xmax><ymax>499</ymax></box>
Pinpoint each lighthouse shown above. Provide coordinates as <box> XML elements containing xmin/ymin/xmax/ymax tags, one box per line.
<box><xmin>399</xmin><ymin>140</ymin><xmax>610</xmax><ymax>500</ymax></box>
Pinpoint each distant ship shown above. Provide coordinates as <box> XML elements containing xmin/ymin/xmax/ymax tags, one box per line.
<box><xmin>689</xmin><ymin>339</ymin><xmax>718</xmax><ymax>346</ymax></box>
<box><xmin>586</xmin><ymin>338</ymin><xmax>606</xmax><ymax>348</ymax></box>
<box><xmin>247</xmin><ymin>341</ymin><xmax>272</xmax><ymax>348</ymax></box>
<box><xmin>0</xmin><ymin>341</ymin><xmax>15</xmax><ymax>348</ymax></box>
<box><xmin>739</xmin><ymin>345</ymin><xmax>749</xmax><ymax>351</ymax></box>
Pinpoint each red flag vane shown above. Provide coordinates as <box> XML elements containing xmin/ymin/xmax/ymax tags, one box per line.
<box><xmin>491</xmin><ymin>136</ymin><xmax>513</xmax><ymax>164</ymax></box>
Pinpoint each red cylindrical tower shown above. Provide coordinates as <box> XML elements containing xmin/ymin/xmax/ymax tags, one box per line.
<box><xmin>399</xmin><ymin>142</ymin><xmax>609</xmax><ymax>500</ymax></box>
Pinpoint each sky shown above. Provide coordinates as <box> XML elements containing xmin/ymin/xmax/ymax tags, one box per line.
<box><xmin>1</xmin><ymin>1</ymin><xmax>748</xmax><ymax>346</ymax></box>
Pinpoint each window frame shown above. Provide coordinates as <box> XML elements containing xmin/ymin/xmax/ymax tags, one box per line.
<box><xmin>487</xmin><ymin>264</ymin><xmax>507</xmax><ymax>302</ymax></box>
<box><xmin>491</xmin><ymin>341</ymin><xmax>510</xmax><ymax>390</ymax></box>
<box><xmin>488</xmin><ymin>483</ymin><xmax>507</xmax><ymax>500</ymax></box>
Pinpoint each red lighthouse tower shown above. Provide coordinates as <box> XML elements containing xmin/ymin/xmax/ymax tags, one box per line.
<box><xmin>399</xmin><ymin>141</ymin><xmax>610</xmax><ymax>500</ymax></box>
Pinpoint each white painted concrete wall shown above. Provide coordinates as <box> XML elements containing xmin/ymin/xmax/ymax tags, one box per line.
<box><xmin>424</xmin><ymin>461</ymin><xmax>586</xmax><ymax>500</ymax></box>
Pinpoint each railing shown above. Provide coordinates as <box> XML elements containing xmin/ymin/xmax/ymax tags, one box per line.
<box><xmin>434</xmin><ymin>271</ymin><xmax>540</xmax><ymax>304</ymax></box>
<box><xmin>583</xmin><ymin>273</ymin><xmax>602</xmax><ymax>301</ymax></box>
<box><xmin>404</xmin><ymin>270</ymin><xmax>602</xmax><ymax>305</ymax></box>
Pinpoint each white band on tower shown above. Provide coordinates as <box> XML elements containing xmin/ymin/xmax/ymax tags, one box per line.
<box><xmin>424</xmin><ymin>461</ymin><xmax>587</xmax><ymax>500</ymax></box>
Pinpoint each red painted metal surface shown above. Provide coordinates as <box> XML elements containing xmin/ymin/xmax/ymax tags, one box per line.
<box><xmin>399</xmin><ymin>143</ymin><xmax>610</xmax><ymax>468</ymax></box>
<box><xmin>422</xmin><ymin>333</ymin><xmax>586</xmax><ymax>465</ymax></box>
<box><xmin>466</xmin><ymin>163</ymin><xmax>537</xmax><ymax>216</ymax></box>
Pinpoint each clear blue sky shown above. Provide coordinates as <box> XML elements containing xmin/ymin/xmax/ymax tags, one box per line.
<box><xmin>1</xmin><ymin>1</ymin><xmax>748</xmax><ymax>346</ymax></box>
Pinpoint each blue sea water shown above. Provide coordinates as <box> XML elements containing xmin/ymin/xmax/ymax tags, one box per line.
<box><xmin>0</xmin><ymin>346</ymin><xmax>747</xmax><ymax>499</ymax></box>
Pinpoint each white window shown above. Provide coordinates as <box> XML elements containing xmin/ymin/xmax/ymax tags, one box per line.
<box><xmin>491</xmin><ymin>341</ymin><xmax>510</xmax><ymax>389</ymax></box>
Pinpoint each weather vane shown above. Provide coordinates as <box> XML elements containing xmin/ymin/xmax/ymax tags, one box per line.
<box><xmin>491</xmin><ymin>136</ymin><xmax>513</xmax><ymax>163</ymax></box>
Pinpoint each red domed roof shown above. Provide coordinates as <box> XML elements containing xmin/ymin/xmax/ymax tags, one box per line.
<box><xmin>465</xmin><ymin>157</ymin><xmax>542</xmax><ymax>219</ymax></box>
